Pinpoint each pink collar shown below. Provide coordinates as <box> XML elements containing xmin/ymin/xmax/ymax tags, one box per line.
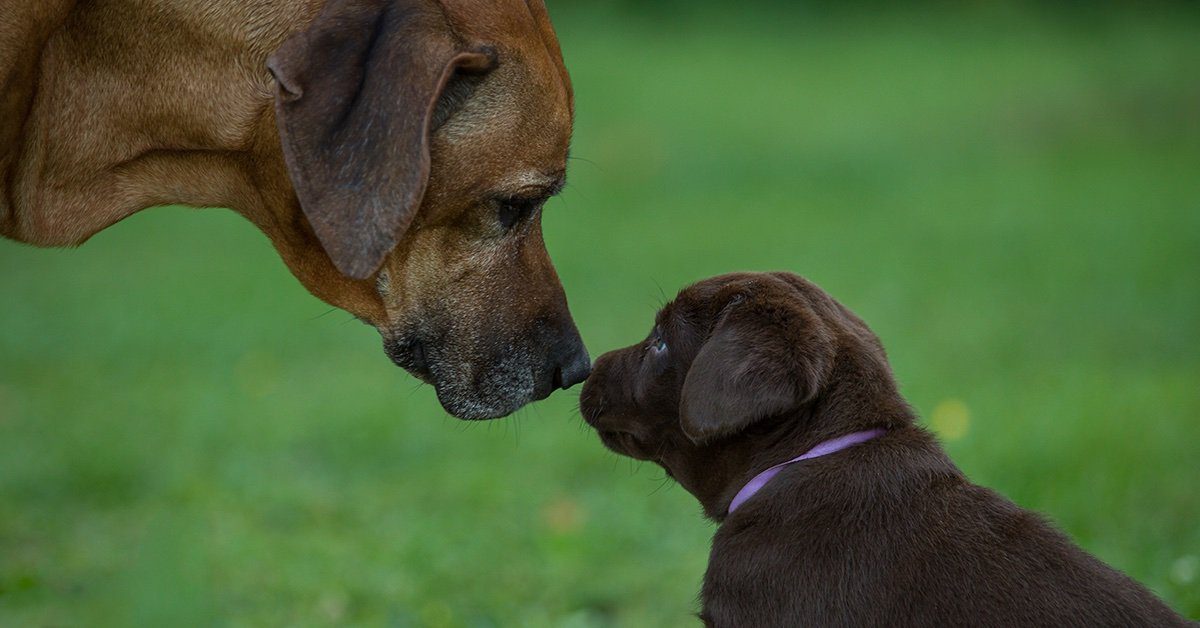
<box><xmin>727</xmin><ymin>429</ymin><xmax>887</xmax><ymax>515</ymax></box>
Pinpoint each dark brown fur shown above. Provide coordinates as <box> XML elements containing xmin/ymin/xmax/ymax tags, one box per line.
<box><xmin>580</xmin><ymin>272</ymin><xmax>1192</xmax><ymax>627</ymax></box>
<box><xmin>1</xmin><ymin>0</ymin><xmax>588</xmax><ymax>418</ymax></box>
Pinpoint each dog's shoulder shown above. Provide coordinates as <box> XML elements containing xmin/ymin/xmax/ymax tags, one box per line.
<box><xmin>700</xmin><ymin>430</ymin><xmax>1192</xmax><ymax>626</ymax></box>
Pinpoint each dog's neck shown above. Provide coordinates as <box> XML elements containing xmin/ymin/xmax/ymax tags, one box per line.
<box><xmin>1</xmin><ymin>0</ymin><xmax>387</xmax><ymax>321</ymax></box>
<box><xmin>662</xmin><ymin>387</ymin><xmax>916</xmax><ymax>521</ymax></box>
<box><xmin>726</xmin><ymin>428</ymin><xmax>887</xmax><ymax>514</ymax></box>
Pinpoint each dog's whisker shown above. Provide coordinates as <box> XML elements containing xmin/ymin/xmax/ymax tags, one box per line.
<box><xmin>650</xmin><ymin>278</ymin><xmax>669</xmax><ymax>308</ymax></box>
<box><xmin>648</xmin><ymin>474</ymin><xmax>673</xmax><ymax>496</ymax></box>
<box><xmin>306</xmin><ymin>307</ymin><xmax>340</xmax><ymax>321</ymax></box>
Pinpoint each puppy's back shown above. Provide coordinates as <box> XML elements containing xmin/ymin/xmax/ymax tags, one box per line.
<box><xmin>701</xmin><ymin>428</ymin><xmax>1193</xmax><ymax>627</ymax></box>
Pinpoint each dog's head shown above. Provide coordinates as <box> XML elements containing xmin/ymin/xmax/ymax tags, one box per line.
<box><xmin>580</xmin><ymin>272</ymin><xmax>909</xmax><ymax>514</ymax></box>
<box><xmin>267</xmin><ymin>0</ymin><xmax>588</xmax><ymax>419</ymax></box>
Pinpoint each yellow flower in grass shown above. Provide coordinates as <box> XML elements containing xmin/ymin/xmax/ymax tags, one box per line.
<box><xmin>931</xmin><ymin>399</ymin><xmax>971</xmax><ymax>441</ymax></box>
<box><xmin>542</xmin><ymin>496</ymin><xmax>585</xmax><ymax>535</ymax></box>
<box><xmin>1171</xmin><ymin>555</ymin><xmax>1198</xmax><ymax>585</ymax></box>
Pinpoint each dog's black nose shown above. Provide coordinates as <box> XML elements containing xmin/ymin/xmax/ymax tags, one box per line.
<box><xmin>541</xmin><ymin>318</ymin><xmax>591</xmax><ymax>393</ymax></box>
<box><xmin>553</xmin><ymin>345</ymin><xmax>591</xmax><ymax>390</ymax></box>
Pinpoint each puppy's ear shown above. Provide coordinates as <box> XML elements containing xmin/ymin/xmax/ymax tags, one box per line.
<box><xmin>267</xmin><ymin>0</ymin><xmax>496</xmax><ymax>280</ymax></box>
<box><xmin>679</xmin><ymin>298</ymin><xmax>835</xmax><ymax>444</ymax></box>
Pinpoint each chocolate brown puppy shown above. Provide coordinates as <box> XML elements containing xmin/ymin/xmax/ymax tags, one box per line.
<box><xmin>580</xmin><ymin>272</ymin><xmax>1191</xmax><ymax>627</ymax></box>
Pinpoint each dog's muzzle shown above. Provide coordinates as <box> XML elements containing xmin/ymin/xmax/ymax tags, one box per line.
<box><xmin>383</xmin><ymin>327</ymin><xmax>590</xmax><ymax>420</ymax></box>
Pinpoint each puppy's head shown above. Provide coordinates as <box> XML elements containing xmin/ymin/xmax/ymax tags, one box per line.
<box><xmin>580</xmin><ymin>272</ymin><xmax>907</xmax><ymax>510</ymax></box>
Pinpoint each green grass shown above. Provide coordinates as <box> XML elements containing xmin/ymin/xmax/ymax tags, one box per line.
<box><xmin>2</xmin><ymin>4</ymin><xmax>1198</xmax><ymax>625</ymax></box>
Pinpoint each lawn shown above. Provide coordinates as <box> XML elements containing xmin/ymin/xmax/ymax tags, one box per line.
<box><xmin>1</xmin><ymin>4</ymin><xmax>1197</xmax><ymax>625</ymax></box>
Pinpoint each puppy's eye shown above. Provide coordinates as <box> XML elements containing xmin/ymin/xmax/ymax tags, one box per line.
<box><xmin>495</xmin><ymin>195</ymin><xmax>545</xmax><ymax>230</ymax></box>
<box><xmin>648</xmin><ymin>326</ymin><xmax>668</xmax><ymax>355</ymax></box>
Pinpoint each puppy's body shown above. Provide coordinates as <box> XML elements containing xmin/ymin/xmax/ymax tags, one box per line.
<box><xmin>580</xmin><ymin>272</ymin><xmax>1191</xmax><ymax>627</ymax></box>
<box><xmin>705</xmin><ymin>428</ymin><xmax>1184</xmax><ymax>626</ymax></box>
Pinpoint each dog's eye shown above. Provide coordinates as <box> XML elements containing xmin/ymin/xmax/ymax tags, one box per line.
<box><xmin>648</xmin><ymin>326</ymin><xmax>668</xmax><ymax>355</ymax></box>
<box><xmin>496</xmin><ymin>195</ymin><xmax>545</xmax><ymax>230</ymax></box>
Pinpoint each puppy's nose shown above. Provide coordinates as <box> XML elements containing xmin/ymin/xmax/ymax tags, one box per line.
<box><xmin>553</xmin><ymin>345</ymin><xmax>592</xmax><ymax>390</ymax></box>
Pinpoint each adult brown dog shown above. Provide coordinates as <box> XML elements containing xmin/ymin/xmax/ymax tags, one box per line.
<box><xmin>0</xmin><ymin>0</ymin><xmax>589</xmax><ymax>419</ymax></box>
<box><xmin>580</xmin><ymin>272</ymin><xmax>1191</xmax><ymax>627</ymax></box>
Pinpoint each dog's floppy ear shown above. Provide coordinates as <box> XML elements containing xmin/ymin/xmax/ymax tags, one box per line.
<box><xmin>267</xmin><ymin>0</ymin><xmax>496</xmax><ymax>279</ymax></box>
<box><xmin>679</xmin><ymin>298</ymin><xmax>835</xmax><ymax>444</ymax></box>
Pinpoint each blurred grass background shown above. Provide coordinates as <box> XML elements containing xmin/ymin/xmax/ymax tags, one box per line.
<box><xmin>2</xmin><ymin>2</ymin><xmax>1199</xmax><ymax>625</ymax></box>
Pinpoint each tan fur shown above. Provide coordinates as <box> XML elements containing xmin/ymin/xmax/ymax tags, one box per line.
<box><xmin>1</xmin><ymin>0</ymin><xmax>587</xmax><ymax>418</ymax></box>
